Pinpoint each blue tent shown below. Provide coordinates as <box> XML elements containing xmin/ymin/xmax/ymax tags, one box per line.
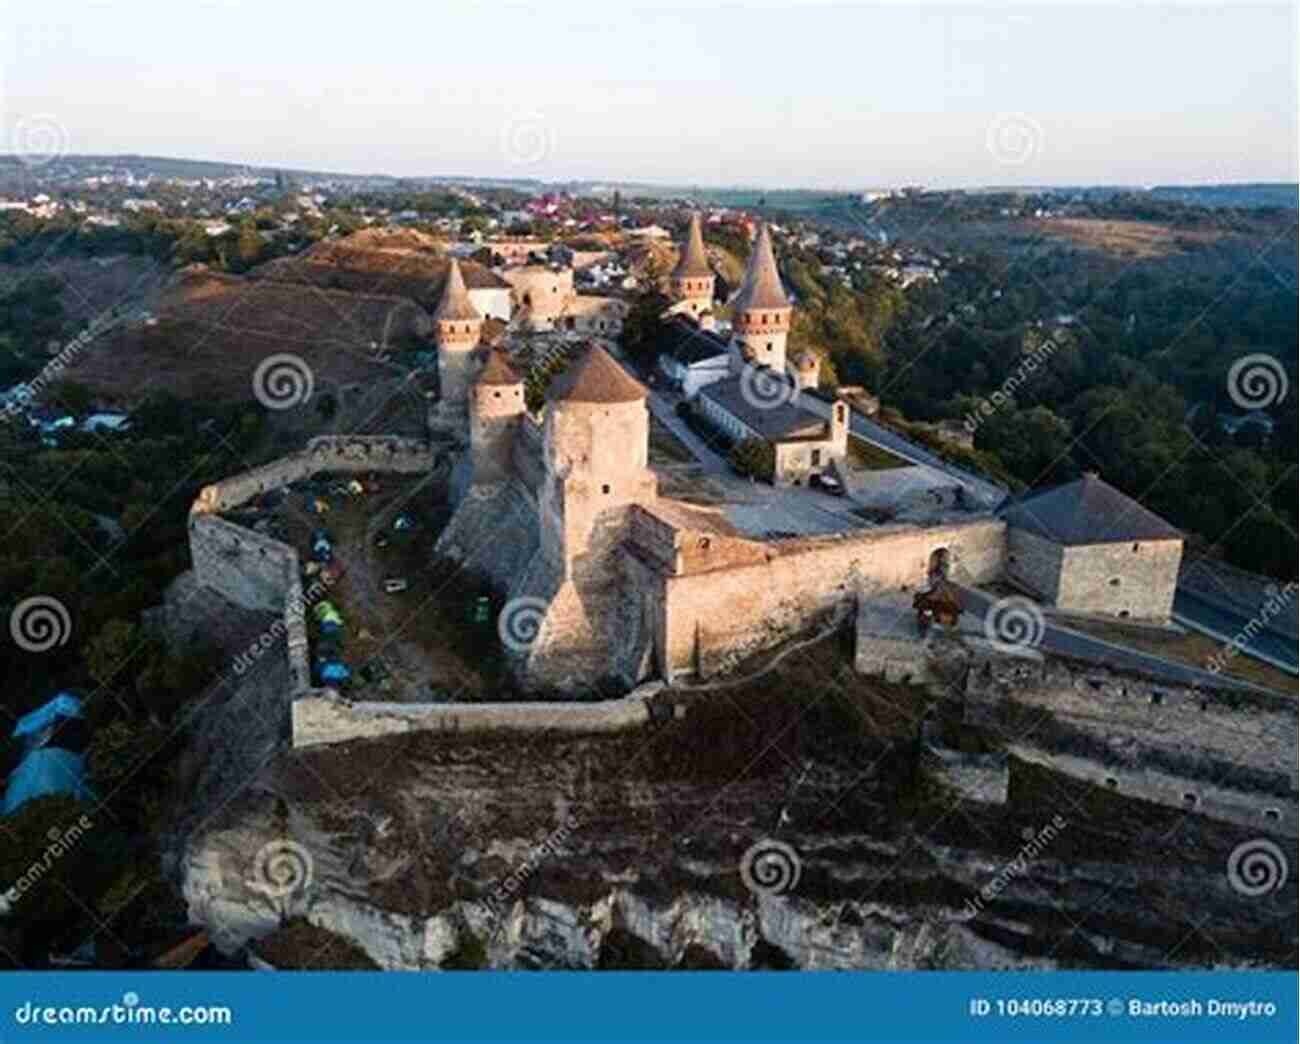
<box><xmin>318</xmin><ymin>661</ymin><xmax>351</xmax><ymax>684</ymax></box>
<box><xmin>3</xmin><ymin>694</ymin><xmax>95</xmax><ymax>817</ymax></box>
<box><xmin>13</xmin><ymin>693</ymin><xmax>84</xmax><ymax>746</ymax></box>
<box><xmin>3</xmin><ymin>749</ymin><xmax>94</xmax><ymax>816</ymax></box>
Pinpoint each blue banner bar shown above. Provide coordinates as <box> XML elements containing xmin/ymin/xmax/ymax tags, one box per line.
<box><xmin>0</xmin><ymin>971</ymin><xmax>1295</xmax><ymax>1043</ymax></box>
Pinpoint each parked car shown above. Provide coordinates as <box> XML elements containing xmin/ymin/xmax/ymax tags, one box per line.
<box><xmin>809</xmin><ymin>472</ymin><xmax>845</xmax><ymax>496</ymax></box>
<box><xmin>383</xmin><ymin>578</ymin><xmax>408</xmax><ymax>594</ymax></box>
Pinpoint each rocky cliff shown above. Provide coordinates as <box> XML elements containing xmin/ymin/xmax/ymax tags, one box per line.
<box><xmin>174</xmin><ymin>650</ymin><xmax>1296</xmax><ymax>971</ymax></box>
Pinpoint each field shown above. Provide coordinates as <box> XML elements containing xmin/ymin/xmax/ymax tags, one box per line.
<box><xmin>1029</xmin><ymin>218</ymin><xmax>1228</xmax><ymax>259</ymax></box>
<box><xmin>62</xmin><ymin>267</ymin><xmax>431</xmax><ymax>424</ymax></box>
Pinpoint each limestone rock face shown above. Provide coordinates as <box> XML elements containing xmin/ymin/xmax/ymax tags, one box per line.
<box><xmin>174</xmin><ymin>712</ymin><xmax>1293</xmax><ymax>971</ymax></box>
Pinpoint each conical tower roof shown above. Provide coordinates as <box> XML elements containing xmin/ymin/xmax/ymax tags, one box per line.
<box><xmin>547</xmin><ymin>344</ymin><xmax>647</xmax><ymax>404</ymax></box>
<box><xmin>434</xmin><ymin>258</ymin><xmax>482</xmax><ymax>322</ymax></box>
<box><xmin>672</xmin><ymin>213</ymin><xmax>712</xmax><ymax>280</ymax></box>
<box><xmin>478</xmin><ymin>347</ymin><xmax>522</xmax><ymax>385</ymax></box>
<box><xmin>732</xmin><ymin>223</ymin><xmax>789</xmax><ymax>312</ymax></box>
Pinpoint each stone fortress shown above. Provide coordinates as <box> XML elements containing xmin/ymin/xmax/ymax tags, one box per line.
<box><xmin>190</xmin><ymin>216</ymin><xmax>1202</xmax><ymax>699</ymax></box>
<box><xmin>175</xmin><ymin>214</ymin><xmax>1296</xmax><ymax>922</ymax></box>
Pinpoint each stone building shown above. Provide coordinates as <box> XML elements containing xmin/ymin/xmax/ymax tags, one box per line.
<box><xmin>999</xmin><ymin>473</ymin><xmax>1184</xmax><ymax>622</ymax></box>
<box><xmin>662</xmin><ymin>220</ymin><xmax>848</xmax><ymax>485</ymax></box>
<box><xmin>502</xmin><ymin>264</ymin><xmax>627</xmax><ymax>335</ymax></box>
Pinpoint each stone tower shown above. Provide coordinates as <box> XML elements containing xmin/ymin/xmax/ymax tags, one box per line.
<box><xmin>670</xmin><ymin>212</ymin><xmax>714</xmax><ymax>316</ymax></box>
<box><xmin>433</xmin><ymin>258</ymin><xmax>483</xmax><ymax>425</ymax></box>
<box><xmin>470</xmin><ymin>347</ymin><xmax>525</xmax><ymax>484</ymax></box>
<box><xmin>539</xmin><ymin>344</ymin><xmax>657</xmax><ymax>578</ymax></box>
<box><xmin>730</xmin><ymin>222</ymin><xmax>792</xmax><ymax>374</ymax></box>
<box><xmin>792</xmin><ymin>349</ymin><xmax>819</xmax><ymax>391</ymax></box>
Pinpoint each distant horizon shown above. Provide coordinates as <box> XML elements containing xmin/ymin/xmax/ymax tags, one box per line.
<box><xmin>7</xmin><ymin>2</ymin><xmax>1295</xmax><ymax>189</ymax></box>
<box><xmin>7</xmin><ymin>151</ymin><xmax>1298</xmax><ymax>197</ymax></box>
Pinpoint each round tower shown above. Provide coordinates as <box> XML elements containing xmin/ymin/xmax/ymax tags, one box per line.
<box><xmin>730</xmin><ymin>222</ymin><xmax>792</xmax><ymax>373</ymax></box>
<box><xmin>670</xmin><ymin>212</ymin><xmax>715</xmax><ymax>316</ymax></box>
<box><xmin>792</xmin><ymin>350</ymin><xmax>819</xmax><ymax>391</ymax></box>
<box><xmin>540</xmin><ymin>345</ymin><xmax>657</xmax><ymax>575</ymax></box>
<box><xmin>471</xmin><ymin>347</ymin><xmax>525</xmax><ymax>483</ymax></box>
<box><xmin>433</xmin><ymin>258</ymin><xmax>483</xmax><ymax>421</ymax></box>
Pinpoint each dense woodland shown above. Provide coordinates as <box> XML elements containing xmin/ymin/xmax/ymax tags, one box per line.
<box><xmin>772</xmin><ymin>196</ymin><xmax>1298</xmax><ymax>579</ymax></box>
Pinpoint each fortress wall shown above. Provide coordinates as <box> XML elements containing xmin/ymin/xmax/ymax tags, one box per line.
<box><xmin>192</xmin><ymin>436</ymin><xmax>434</xmax><ymax>514</ymax></box>
<box><xmin>1005</xmin><ymin>528</ymin><xmax>1063</xmax><ymax>602</ymax></box>
<box><xmin>291</xmin><ymin>691</ymin><xmax>651</xmax><ymax>748</ymax></box>
<box><xmin>999</xmin><ymin>662</ymin><xmax>1296</xmax><ymax>784</ymax></box>
<box><xmin>962</xmin><ymin>657</ymin><xmax>1297</xmax><ymax>835</ymax></box>
<box><xmin>1057</xmin><ymin>538</ymin><xmax>1183</xmax><ymax>622</ymax></box>
<box><xmin>660</xmin><ymin>519</ymin><xmax>1005</xmax><ymax>677</ymax></box>
<box><xmin>1009</xmin><ymin>745</ymin><xmax>1297</xmax><ymax>837</ymax></box>
<box><xmin>190</xmin><ymin>514</ymin><xmax>298</xmax><ymax>614</ymax></box>
<box><xmin>510</xmin><ymin>415</ymin><xmax>546</xmax><ymax>494</ymax></box>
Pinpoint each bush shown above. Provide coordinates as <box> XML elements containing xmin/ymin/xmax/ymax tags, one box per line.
<box><xmin>729</xmin><ymin>438</ymin><xmax>775</xmax><ymax>482</ymax></box>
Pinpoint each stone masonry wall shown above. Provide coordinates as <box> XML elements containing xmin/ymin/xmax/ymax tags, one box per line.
<box><xmin>190</xmin><ymin>514</ymin><xmax>298</xmax><ymax>614</ymax></box>
<box><xmin>1005</xmin><ymin>528</ymin><xmax>1064</xmax><ymax>602</ymax></box>
<box><xmin>971</xmin><ymin>657</ymin><xmax>1296</xmax><ymax>835</ymax></box>
<box><xmin>291</xmin><ymin>691</ymin><xmax>652</xmax><ymax>748</ymax></box>
<box><xmin>660</xmin><ymin>519</ymin><xmax>1005</xmax><ymax>678</ymax></box>
<box><xmin>1057</xmin><ymin>538</ymin><xmax>1183</xmax><ymax>622</ymax></box>
<box><xmin>191</xmin><ymin>436</ymin><xmax>434</xmax><ymax>514</ymax></box>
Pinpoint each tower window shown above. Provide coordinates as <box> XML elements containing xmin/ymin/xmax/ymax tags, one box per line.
<box><xmin>601</xmin><ymin>484</ymin><xmax>610</xmax><ymax>494</ymax></box>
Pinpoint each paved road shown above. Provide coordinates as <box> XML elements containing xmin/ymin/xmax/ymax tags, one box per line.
<box><xmin>957</xmin><ymin>585</ymin><xmax>1273</xmax><ymax>693</ymax></box>
<box><xmin>1173</xmin><ymin>588</ymin><xmax>1298</xmax><ymax>675</ymax></box>
<box><xmin>849</xmin><ymin>414</ymin><xmax>1004</xmax><ymax>506</ymax></box>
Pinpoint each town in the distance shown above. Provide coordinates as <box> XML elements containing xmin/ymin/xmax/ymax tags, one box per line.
<box><xmin>0</xmin><ymin>151</ymin><xmax>1295</xmax><ymax>973</ymax></box>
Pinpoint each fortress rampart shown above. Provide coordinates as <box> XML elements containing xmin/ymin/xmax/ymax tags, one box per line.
<box><xmin>191</xmin><ymin>436</ymin><xmax>434</xmax><ymax>515</ymax></box>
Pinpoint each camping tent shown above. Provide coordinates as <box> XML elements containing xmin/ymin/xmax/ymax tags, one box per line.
<box><xmin>3</xmin><ymin>694</ymin><xmax>95</xmax><ymax>817</ymax></box>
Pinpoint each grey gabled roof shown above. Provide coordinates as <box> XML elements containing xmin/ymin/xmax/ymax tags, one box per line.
<box><xmin>698</xmin><ymin>374</ymin><xmax>825</xmax><ymax>441</ymax></box>
<box><xmin>657</xmin><ymin>315</ymin><xmax>730</xmax><ymax>366</ymax></box>
<box><xmin>999</xmin><ymin>474</ymin><xmax>1182</xmax><ymax>546</ymax></box>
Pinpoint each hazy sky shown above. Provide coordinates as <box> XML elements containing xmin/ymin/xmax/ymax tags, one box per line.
<box><xmin>5</xmin><ymin>1</ymin><xmax>1297</xmax><ymax>188</ymax></box>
